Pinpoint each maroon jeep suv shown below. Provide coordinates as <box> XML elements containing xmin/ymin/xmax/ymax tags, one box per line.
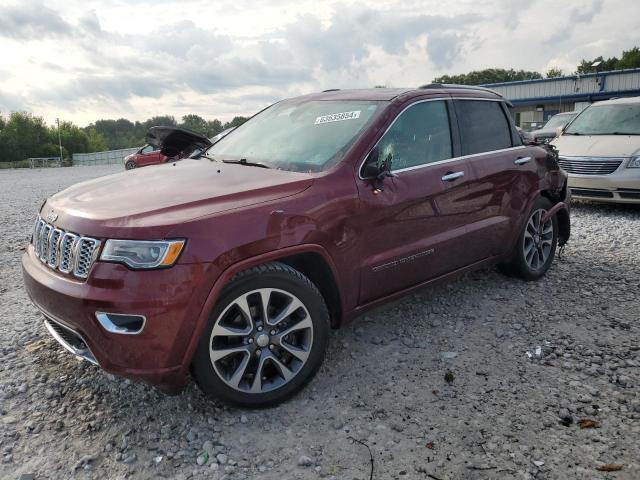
<box><xmin>23</xmin><ymin>85</ymin><xmax>570</xmax><ymax>407</ymax></box>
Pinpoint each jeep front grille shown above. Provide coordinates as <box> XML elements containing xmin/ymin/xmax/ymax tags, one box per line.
<box><xmin>31</xmin><ymin>217</ymin><xmax>101</xmax><ymax>279</ymax></box>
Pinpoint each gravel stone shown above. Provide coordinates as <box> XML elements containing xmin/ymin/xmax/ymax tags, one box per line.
<box><xmin>0</xmin><ymin>166</ymin><xmax>638</xmax><ymax>478</ymax></box>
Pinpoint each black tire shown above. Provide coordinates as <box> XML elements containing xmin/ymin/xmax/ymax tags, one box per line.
<box><xmin>125</xmin><ymin>160</ymin><xmax>136</xmax><ymax>170</ymax></box>
<box><xmin>192</xmin><ymin>262</ymin><xmax>330</xmax><ymax>407</ymax></box>
<box><xmin>499</xmin><ymin>196</ymin><xmax>558</xmax><ymax>281</ymax></box>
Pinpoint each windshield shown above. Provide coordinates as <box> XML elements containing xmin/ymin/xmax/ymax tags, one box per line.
<box><xmin>205</xmin><ymin>100</ymin><xmax>385</xmax><ymax>172</ymax></box>
<box><xmin>565</xmin><ymin>104</ymin><xmax>640</xmax><ymax>135</ymax></box>
<box><xmin>543</xmin><ymin>113</ymin><xmax>576</xmax><ymax>129</ymax></box>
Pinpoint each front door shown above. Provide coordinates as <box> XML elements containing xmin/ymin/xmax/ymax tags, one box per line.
<box><xmin>356</xmin><ymin>99</ymin><xmax>475</xmax><ymax>304</ymax></box>
<box><xmin>138</xmin><ymin>145</ymin><xmax>163</xmax><ymax>166</ymax></box>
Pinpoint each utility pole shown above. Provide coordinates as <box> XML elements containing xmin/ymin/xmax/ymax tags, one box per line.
<box><xmin>56</xmin><ymin>118</ymin><xmax>63</xmax><ymax>165</ymax></box>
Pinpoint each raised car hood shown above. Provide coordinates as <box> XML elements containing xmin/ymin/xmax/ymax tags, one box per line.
<box><xmin>146</xmin><ymin>126</ymin><xmax>212</xmax><ymax>157</ymax></box>
<box><xmin>43</xmin><ymin>159</ymin><xmax>313</xmax><ymax>238</ymax></box>
<box><xmin>552</xmin><ymin>134</ymin><xmax>640</xmax><ymax>158</ymax></box>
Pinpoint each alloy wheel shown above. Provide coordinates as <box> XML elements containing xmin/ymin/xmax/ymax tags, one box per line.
<box><xmin>523</xmin><ymin>208</ymin><xmax>553</xmax><ymax>270</ymax></box>
<box><xmin>209</xmin><ymin>288</ymin><xmax>313</xmax><ymax>393</ymax></box>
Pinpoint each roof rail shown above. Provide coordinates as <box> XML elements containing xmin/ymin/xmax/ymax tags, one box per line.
<box><xmin>419</xmin><ymin>83</ymin><xmax>503</xmax><ymax>97</ymax></box>
<box><xmin>322</xmin><ymin>88</ymin><xmax>341</xmax><ymax>92</ymax></box>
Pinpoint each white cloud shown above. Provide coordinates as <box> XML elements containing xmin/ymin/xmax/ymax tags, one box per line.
<box><xmin>0</xmin><ymin>0</ymin><xmax>637</xmax><ymax>125</ymax></box>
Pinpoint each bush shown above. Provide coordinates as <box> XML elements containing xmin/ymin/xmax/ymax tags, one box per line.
<box><xmin>0</xmin><ymin>160</ymin><xmax>30</xmax><ymax>169</ymax></box>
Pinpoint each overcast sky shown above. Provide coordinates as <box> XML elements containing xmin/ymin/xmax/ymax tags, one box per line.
<box><xmin>0</xmin><ymin>0</ymin><xmax>638</xmax><ymax>126</ymax></box>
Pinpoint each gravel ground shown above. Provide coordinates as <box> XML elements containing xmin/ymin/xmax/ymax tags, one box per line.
<box><xmin>1</xmin><ymin>165</ymin><xmax>639</xmax><ymax>480</ymax></box>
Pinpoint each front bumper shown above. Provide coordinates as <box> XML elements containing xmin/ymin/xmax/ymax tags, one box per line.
<box><xmin>568</xmin><ymin>167</ymin><xmax>640</xmax><ymax>204</ymax></box>
<box><xmin>22</xmin><ymin>246</ymin><xmax>216</xmax><ymax>392</ymax></box>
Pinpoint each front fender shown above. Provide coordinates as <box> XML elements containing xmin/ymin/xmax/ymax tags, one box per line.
<box><xmin>178</xmin><ymin>243</ymin><xmax>343</xmax><ymax>371</ymax></box>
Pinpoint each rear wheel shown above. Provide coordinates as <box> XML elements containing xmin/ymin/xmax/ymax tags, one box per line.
<box><xmin>125</xmin><ymin>160</ymin><xmax>136</xmax><ymax>170</ymax></box>
<box><xmin>500</xmin><ymin>197</ymin><xmax>558</xmax><ymax>281</ymax></box>
<box><xmin>192</xmin><ymin>262</ymin><xmax>329</xmax><ymax>407</ymax></box>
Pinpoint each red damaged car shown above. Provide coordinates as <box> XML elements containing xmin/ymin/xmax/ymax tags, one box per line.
<box><xmin>123</xmin><ymin>128</ymin><xmax>212</xmax><ymax>169</ymax></box>
<box><xmin>23</xmin><ymin>85</ymin><xmax>570</xmax><ymax>407</ymax></box>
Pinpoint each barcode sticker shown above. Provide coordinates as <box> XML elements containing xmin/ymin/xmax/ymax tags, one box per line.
<box><xmin>314</xmin><ymin>110</ymin><xmax>361</xmax><ymax>125</ymax></box>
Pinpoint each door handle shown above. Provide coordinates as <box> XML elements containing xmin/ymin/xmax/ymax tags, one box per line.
<box><xmin>441</xmin><ymin>171</ymin><xmax>464</xmax><ymax>182</ymax></box>
<box><xmin>514</xmin><ymin>156</ymin><xmax>531</xmax><ymax>165</ymax></box>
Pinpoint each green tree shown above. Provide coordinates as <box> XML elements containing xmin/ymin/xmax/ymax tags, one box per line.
<box><xmin>207</xmin><ymin>119</ymin><xmax>224</xmax><ymax>137</ymax></box>
<box><xmin>576</xmin><ymin>55</ymin><xmax>619</xmax><ymax>74</ymax></box>
<box><xmin>618</xmin><ymin>47</ymin><xmax>640</xmax><ymax>69</ymax></box>
<box><xmin>180</xmin><ymin>114</ymin><xmax>209</xmax><ymax>135</ymax></box>
<box><xmin>89</xmin><ymin>118</ymin><xmax>137</xmax><ymax>150</ymax></box>
<box><xmin>223</xmin><ymin>116</ymin><xmax>249</xmax><ymax>130</ymax></box>
<box><xmin>55</xmin><ymin>121</ymin><xmax>91</xmax><ymax>158</ymax></box>
<box><xmin>546</xmin><ymin>67</ymin><xmax>564</xmax><ymax>78</ymax></box>
<box><xmin>433</xmin><ymin>68</ymin><xmax>543</xmax><ymax>85</ymax></box>
<box><xmin>85</xmin><ymin>127</ymin><xmax>107</xmax><ymax>152</ymax></box>
<box><xmin>0</xmin><ymin>111</ymin><xmax>50</xmax><ymax>162</ymax></box>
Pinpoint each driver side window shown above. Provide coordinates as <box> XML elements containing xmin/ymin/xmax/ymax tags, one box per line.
<box><xmin>379</xmin><ymin>100</ymin><xmax>452</xmax><ymax>171</ymax></box>
<box><xmin>141</xmin><ymin>145</ymin><xmax>154</xmax><ymax>154</ymax></box>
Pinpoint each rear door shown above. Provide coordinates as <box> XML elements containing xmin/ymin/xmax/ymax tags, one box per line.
<box><xmin>356</xmin><ymin>98</ymin><xmax>475</xmax><ymax>304</ymax></box>
<box><xmin>452</xmin><ymin>98</ymin><xmax>538</xmax><ymax>260</ymax></box>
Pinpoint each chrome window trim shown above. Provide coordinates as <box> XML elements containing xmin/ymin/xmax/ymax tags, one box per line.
<box><xmin>358</xmin><ymin>96</ymin><xmax>521</xmax><ymax>179</ymax></box>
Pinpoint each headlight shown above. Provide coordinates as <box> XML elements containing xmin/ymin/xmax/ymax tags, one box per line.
<box><xmin>628</xmin><ymin>156</ymin><xmax>640</xmax><ymax>168</ymax></box>
<box><xmin>100</xmin><ymin>239</ymin><xmax>185</xmax><ymax>269</ymax></box>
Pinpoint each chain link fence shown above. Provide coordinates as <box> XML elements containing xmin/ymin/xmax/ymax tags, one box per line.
<box><xmin>28</xmin><ymin>157</ymin><xmax>62</xmax><ymax>168</ymax></box>
<box><xmin>72</xmin><ymin>147</ymin><xmax>139</xmax><ymax>166</ymax></box>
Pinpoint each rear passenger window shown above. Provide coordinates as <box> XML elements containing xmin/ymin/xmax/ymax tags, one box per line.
<box><xmin>455</xmin><ymin>100</ymin><xmax>513</xmax><ymax>155</ymax></box>
<box><xmin>377</xmin><ymin>100</ymin><xmax>452</xmax><ymax>171</ymax></box>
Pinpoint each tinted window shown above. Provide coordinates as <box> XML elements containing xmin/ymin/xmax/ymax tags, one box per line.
<box><xmin>376</xmin><ymin>100</ymin><xmax>452</xmax><ymax>171</ymax></box>
<box><xmin>455</xmin><ymin>100</ymin><xmax>512</xmax><ymax>155</ymax></box>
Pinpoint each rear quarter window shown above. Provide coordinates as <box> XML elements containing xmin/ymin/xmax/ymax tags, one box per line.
<box><xmin>455</xmin><ymin>100</ymin><xmax>513</xmax><ymax>155</ymax></box>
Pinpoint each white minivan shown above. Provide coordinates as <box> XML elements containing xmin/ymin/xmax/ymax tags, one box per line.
<box><xmin>552</xmin><ymin>96</ymin><xmax>640</xmax><ymax>203</ymax></box>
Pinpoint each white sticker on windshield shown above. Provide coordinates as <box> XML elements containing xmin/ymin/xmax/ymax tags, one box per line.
<box><xmin>315</xmin><ymin>110</ymin><xmax>361</xmax><ymax>125</ymax></box>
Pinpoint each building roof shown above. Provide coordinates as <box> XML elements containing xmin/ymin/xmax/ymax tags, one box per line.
<box><xmin>480</xmin><ymin>67</ymin><xmax>640</xmax><ymax>88</ymax></box>
<box><xmin>480</xmin><ymin>68</ymin><xmax>640</xmax><ymax>106</ymax></box>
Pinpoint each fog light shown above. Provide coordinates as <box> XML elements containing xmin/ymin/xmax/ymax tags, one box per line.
<box><xmin>96</xmin><ymin>312</ymin><xmax>146</xmax><ymax>334</ymax></box>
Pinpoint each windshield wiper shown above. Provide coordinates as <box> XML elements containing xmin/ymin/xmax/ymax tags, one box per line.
<box><xmin>222</xmin><ymin>158</ymin><xmax>270</xmax><ymax>169</ymax></box>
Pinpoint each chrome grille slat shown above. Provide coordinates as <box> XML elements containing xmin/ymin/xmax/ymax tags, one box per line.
<box><xmin>39</xmin><ymin>224</ymin><xmax>52</xmax><ymax>262</ymax></box>
<box><xmin>558</xmin><ymin>157</ymin><xmax>623</xmax><ymax>175</ymax></box>
<box><xmin>31</xmin><ymin>217</ymin><xmax>100</xmax><ymax>279</ymax></box>
<box><xmin>58</xmin><ymin>233</ymin><xmax>78</xmax><ymax>274</ymax></box>
<box><xmin>47</xmin><ymin>229</ymin><xmax>63</xmax><ymax>267</ymax></box>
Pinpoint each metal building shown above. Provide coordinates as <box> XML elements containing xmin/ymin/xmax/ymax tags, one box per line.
<box><xmin>482</xmin><ymin>68</ymin><xmax>640</xmax><ymax>130</ymax></box>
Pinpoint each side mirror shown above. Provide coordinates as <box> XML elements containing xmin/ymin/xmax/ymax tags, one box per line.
<box><xmin>555</xmin><ymin>126</ymin><xmax>563</xmax><ymax>138</ymax></box>
<box><xmin>362</xmin><ymin>147</ymin><xmax>394</xmax><ymax>179</ymax></box>
<box><xmin>362</xmin><ymin>147</ymin><xmax>381</xmax><ymax>178</ymax></box>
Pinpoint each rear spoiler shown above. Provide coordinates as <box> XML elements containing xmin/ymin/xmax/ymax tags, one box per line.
<box><xmin>146</xmin><ymin>127</ymin><xmax>213</xmax><ymax>157</ymax></box>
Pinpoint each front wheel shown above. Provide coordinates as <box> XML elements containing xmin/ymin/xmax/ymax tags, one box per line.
<box><xmin>125</xmin><ymin>160</ymin><xmax>136</xmax><ymax>170</ymax></box>
<box><xmin>192</xmin><ymin>262</ymin><xmax>330</xmax><ymax>407</ymax></box>
<box><xmin>499</xmin><ymin>197</ymin><xmax>558</xmax><ymax>281</ymax></box>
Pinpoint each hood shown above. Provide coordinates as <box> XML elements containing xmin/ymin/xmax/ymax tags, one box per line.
<box><xmin>43</xmin><ymin>159</ymin><xmax>313</xmax><ymax>238</ymax></box>
<box><xmin>551</xmin><ymin>134</ymin><xmax>640</xmax><ymax>158</ymax></box>
<box><xmin>533</xmin><ymin>128</ymin><xmax>557</xmax><ymax>138</ymax></box>
<box><xmin>146</xmin><ymin>126</ymin><xmax>212</xmax><ymax>157</ymax></box>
